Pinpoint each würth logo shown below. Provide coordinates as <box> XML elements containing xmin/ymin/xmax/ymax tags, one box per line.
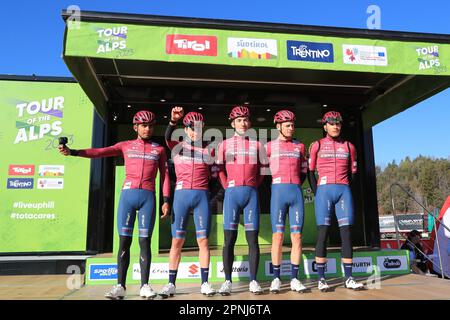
<box><xmin>188</xmin><ymin>264</ymin><xmax>199</xmax><ymax>275</ymax></box>
<box><xmin>166</xmin><ymin>35</ymin><xmax>217</xmax><ymax>56</ymax></box>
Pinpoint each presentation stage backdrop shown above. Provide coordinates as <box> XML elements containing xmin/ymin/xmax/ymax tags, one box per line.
<box><xmin>0</xmin><ymin>79</ymin><xmax>94</xmax><ymax>253</ymax></box>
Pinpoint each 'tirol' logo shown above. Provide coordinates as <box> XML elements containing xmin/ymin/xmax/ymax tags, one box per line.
<box><xmin>166</xmin><ymin>35</ymin><xmax>217</xmax><ymax>56</ymax></box>
<box><xmin>8</xmin><ymin>165</ymin><xmax>35</xmax><ymax>176</ymax></box>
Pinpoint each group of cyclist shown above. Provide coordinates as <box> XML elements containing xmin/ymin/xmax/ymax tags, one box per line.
<box><xmin>59</xmin><ymin>105</ymin><xmax>364</xmax><ymax>299</ymax></box>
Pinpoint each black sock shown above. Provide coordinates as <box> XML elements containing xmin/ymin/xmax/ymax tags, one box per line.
<box><xmin>138</xmin><ymin>237</ymin><xmax>151</xmax><ymax>286</ymax></box>
<box><xmin>117</xmin><ymin>235</ymin><xmax>133</xmax><ymax>288</ymax></box>
<box><xmin>246</xmin><ymin>230</ymin><xmax>260</xmax><ymax>282</ymax></box>
<box><xmin>223</xmin><ymin>230</ymin><xmax>238</xmax><ymax>282</ymax></box>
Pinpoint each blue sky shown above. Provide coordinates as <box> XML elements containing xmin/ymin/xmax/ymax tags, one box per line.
<box><xmin>1</xmin><ymin>0</ymin><xmax>449</xmax><ymax>167</ymax></box>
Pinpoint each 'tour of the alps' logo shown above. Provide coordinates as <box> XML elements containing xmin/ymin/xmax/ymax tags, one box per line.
<box><xmin>287</xmin><ymin>41</ymin><xmax>334</xmax><ymax>63</ymax></box>
<box><xmin>8</xmin><ymin>165</ymin><xmax>35</xmax><ymax>176</ymax></box>
<box><xmin>166</xmin><ymin>35</ymin><xmax>217</xmax><ymax>56</ymax></box>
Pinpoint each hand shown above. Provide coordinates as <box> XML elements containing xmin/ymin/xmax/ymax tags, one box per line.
<box><xmin>161</xmin><ymin>203</ymin><xmax>170</xmax><ymax>219</ymax></box>
<box><xmin>58</xmin><ymin>145</ymin><xmax>70</xmax><ymax>156</ymax></box>
<box><xmin>171</xmin><ymin>106</ymin><xmax>184</xmax><ymax>122</ymax></box>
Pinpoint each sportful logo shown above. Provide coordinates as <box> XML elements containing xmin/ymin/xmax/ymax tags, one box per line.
<box><xmin>89</xmin><ymin>264</ymin><xmax>118</xmax><ymax>281</ymax></box>
<box><xmin>7</xmin><ymin>178</ymin><xmax>34</xmax><ymax>189</ymax></box>
<box><xmin>8</xmin><ymin>165</ymin><xmax>35</xmax><ymax>176</ymax></box>
<box><xmin>287</xmin><ymin>41</ymin><xmax>334</xmax><ymax>63</ymax></box>
<box><xmin>228</xmin><ymin>37</ymin><xmax>277</xmax><ymax>59</ymax></box>
<box><xmin>343</xmin><ymin>44</ymin><xmax>388</xmax><ymax>66</ymax></box>
<box><xmin>166</xmin><ymin>35</ymin><xmax>218</xmax><ymax>56</ymax></box>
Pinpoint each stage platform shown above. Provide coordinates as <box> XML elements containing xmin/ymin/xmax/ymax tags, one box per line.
<box><xmin>0</xmin><ymin>273</ymin><xmax>448</xmax><ymax>300</ymax></box>
<box><xmin>84</xmin><ymin>246</ymin><xmax>412</xmax><ymax>285</ymax></box>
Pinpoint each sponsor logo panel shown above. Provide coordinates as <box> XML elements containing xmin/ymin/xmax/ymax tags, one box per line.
<box><xmin>415</xmin><ymin>45</ymin><xmax>447</xmax><ymax>73</ymax></box>
<box><xmin>376</xmin><ymin>256</ymin><xmax>408</xmax><ymax>272</ymax></box>
<box><xmin>133</xmin><ymin>262</ymin><xmax>170</xmax><ymax>280</ymax></box>
<box><xmin>217</xmin><ymin>261</ymin><xmax>250</xmax><ymax>278</ymax></box>
<box><xmin>303</xmin><ymin>258</ymin><xmax>337</xmax><ymax>275</ymax></box>
<box><xmin>287</xmin><ymin>41</ymin><xmax>334</xmax><ymax>63</ymax></box>
<box><xmin>166</xmin><ymin>35</ymin><xmax>217</xmax><ymax>56</ymax></box>
<box><xmin>89</xmin><ymin>263</ymin><xmax>118</xmax><ymax>281</ymax></box>
<box><xmin>8</xmin><ymin>165</ymin><xmax>35</xmax><ymax>176</ymax></box>
<box><xmin>38</xmin><ymin>165</ymin><xmax>64</xmax><ymax>177</ymax></box>
<box><xmin>343</xmin><ymin>44</ymin><xmax>387</xmax><ymax>66</ymax></box>
<box><xmin>341</xmin><ymin>257</ymin><xmax>373</xmax><ymax>274</ymax></box>
<box><xmin>37</xmin><ymin>178</ymin><xmax>64</xmax><ymax>190</ymax></box>
<box><xmin>7</xmin><ymin>178</ymin><xmax>34</xmax><ymax>189</ymax></box>
<box><xmin>264</xmin><ymin>260</ymin><xmax>292</xmax><ymax>276</ymax></box>
<box><xmin>227</xmin><ymin>37</ymin><xmax>277</xmax><ymax>59</ymax></box>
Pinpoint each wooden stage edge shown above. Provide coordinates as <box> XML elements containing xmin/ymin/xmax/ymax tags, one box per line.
<box><xmin>0</xmin><ymin>273</ymin><xmax>449</xmax><ymax>300</ymax></box>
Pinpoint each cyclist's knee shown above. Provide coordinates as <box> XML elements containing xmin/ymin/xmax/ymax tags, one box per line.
<box><xmin>197</xmin><ymin>237</ymin><xmax>209</xmax><ymax>248</ymax></box>
<box><xmin>291</xmin><ymin>232</ymin><xmax>302</xmax><ymax>244</ymax></box>
<box><xmin>171</xmin><ymin>237</ymin><xmax>185</xmax><ymax>249</ymax></box>
<box><xmin>272</xmin><ymin>232</ymin><xmax>284</xmax><ymax>244</ymax></box>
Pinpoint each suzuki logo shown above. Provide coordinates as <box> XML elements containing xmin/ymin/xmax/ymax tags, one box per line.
<box><xmin>188</xmin><ymin>264</ymin><xmax>199</xmax><ymax>275</ymax></box>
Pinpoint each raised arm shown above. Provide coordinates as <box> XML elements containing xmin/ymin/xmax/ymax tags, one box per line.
<box><xmin>165</xmin><ymin>106</ymin><xmax>184</xmax><ymax>150</ymax></box>
<box><xmin>59</xmin><ymin>142</ymin><xmax>123</xmax><ymax>158</ymax></box>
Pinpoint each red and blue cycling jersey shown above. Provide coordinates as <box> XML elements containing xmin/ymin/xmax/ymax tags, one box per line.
<box><xmin>308</xmin><ymin>136</ymin><xmax>357</xmax><ymax>185</ymax></box>
<box><xmin>165</xmin><ymin>125</ymin><xmax>214</xmax><ymax>190</ymax></box>
<box><xmin>216</xmin><ymin>134</ymin><xmax>268</xmax><ymax>189</ymax></box>
<box><xmin>76</xmin><ymin>138</ymin><xmax>170</xmax><ymax>197</ymax></box>
<box><xmin>265</xmin><ymin>138</ymin><xmax>307</xmax><ymax>185</ymax></box>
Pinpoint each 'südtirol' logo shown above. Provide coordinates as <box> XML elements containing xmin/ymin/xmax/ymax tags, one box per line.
<box><xmin>38</xmin><ymin>165</ymin><xmax>64</xmax><ymax>177</ymax></box>
<box><xmin>227</xmin><ymin>38</ymin><xmax>277</xmax><ymax>60</ymax></box>
<box><xmin>7</xmin><ymin>178</ymin><xmax>34</xmax><ymax>189</ymax></box>
<box><xmin>415</xmin><ymin>45</ymin><xmax>447</xmax><ymax>73</ymax></box>
<box><xmin>96</xmin><ymin>26</ymin><xmax>128</xmax><ymax>54</ymax></box>
<box><xmin>287</xmin><ymin>41</ymin><xmax>334</xmax><ymax>63</ymax></box>
<box><xmin>343</xmin><ymin>44</ymin><xmax>387</xmax><ymax>66</ymax></box>
<box><xmin>14</xmin><ymin>97</ymin><xmax>64</xmax><ymax>144</ymax></box>
<box><xmin>8</xmin><ymin>165</ymin><xmax>35</xmax><ymax>176</ymax></box>
<box><xmin>166</xmin><ymin>35</ymin><xmax>218</xmax><ymax>56</ymax></box>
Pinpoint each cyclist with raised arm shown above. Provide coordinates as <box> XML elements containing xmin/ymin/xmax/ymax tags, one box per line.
<box><xmin>266</xmin><ymin>110</ymin><xmax>308</xmax><ymax>294</ymax></box>
<box><xmin>158</xmin><ymin>106</ymin><xmax>216</xmax><ymax>298</ymax></box>
<box><xmin>59</xmin><ymin>110</ymin><xmax>171</xmax><ymax>299</ymax></box>
<box><xmin>308</xmin><ymin>110</ymin><xmax>364</xmax><ymax>292</ymax></box>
